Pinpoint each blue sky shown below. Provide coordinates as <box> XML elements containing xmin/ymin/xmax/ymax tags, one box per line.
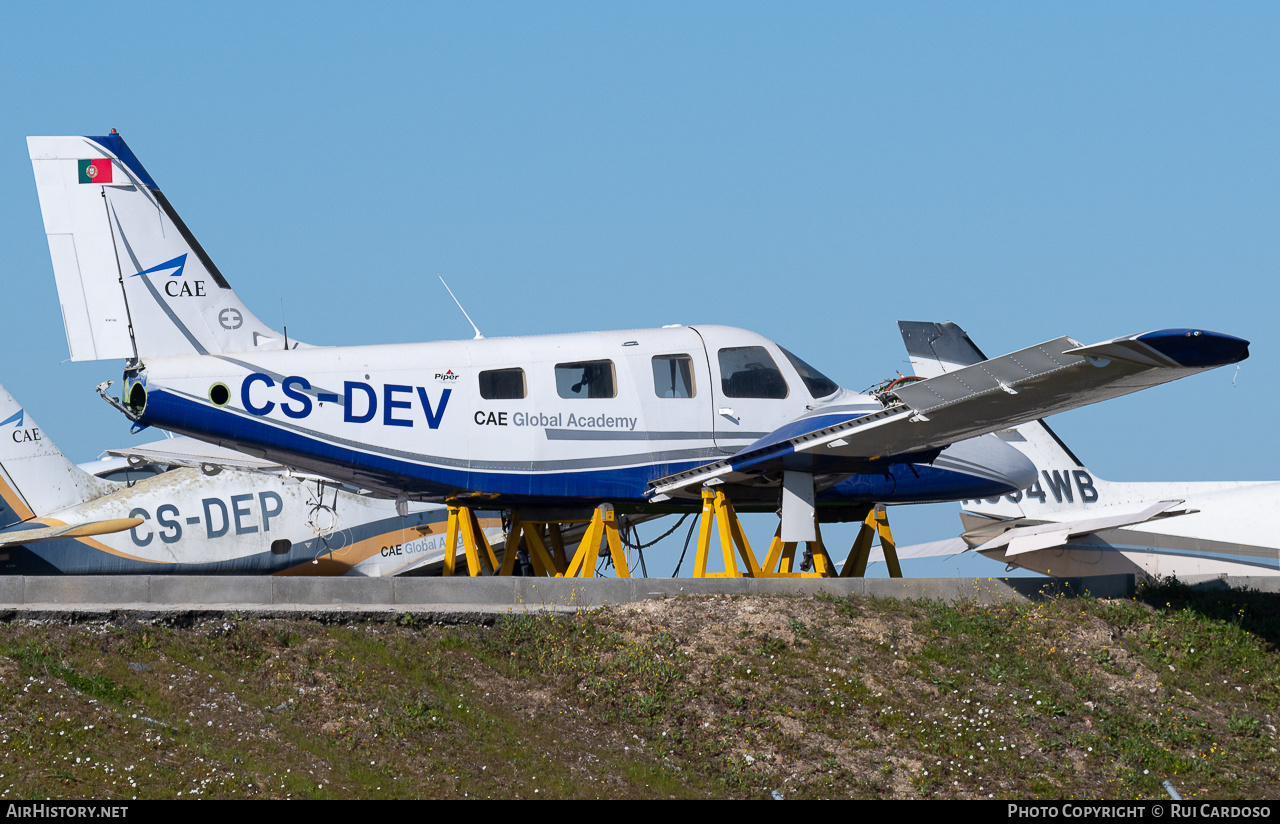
<box><xmin>1</xmin><ymin>3</ymin><xmax>1276</xmax><ymax>576</ymax></box>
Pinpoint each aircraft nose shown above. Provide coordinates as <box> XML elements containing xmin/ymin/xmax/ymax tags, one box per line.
<box><xmin>936</xmin><ymin>434</ymin><xmax>1037</xmax><ymax>493</ymax></box>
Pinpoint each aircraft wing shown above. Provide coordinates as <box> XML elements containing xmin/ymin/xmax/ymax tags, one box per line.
<box><xmin>105</xmin><ymin>437</ymin><xmax>285</xmax><ymax>471</ymax></box>
<box><xmin>648</xmin><ymin>328</ymin><xmax>1248</xmax><ymax>499</ymax></box>
<box><xmin>964</xmin><ymin>501</ymin><xmax>1187</xmax><ymax>556</ymax></box>
<box><xmin>0</xmin><ymin>518</ymin><xmax>144</xmax><ymax>548</ymax></box>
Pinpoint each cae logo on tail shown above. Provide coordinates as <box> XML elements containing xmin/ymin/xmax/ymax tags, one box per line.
<box><xmin>132</xmin><ymin>254</ymin><xmax>205</xmax><ymax>297</ymax></box>
<box><xmin>0</xmin><ymin>409</ymin><xmax>39</xmax><ymax>444</ymax></box>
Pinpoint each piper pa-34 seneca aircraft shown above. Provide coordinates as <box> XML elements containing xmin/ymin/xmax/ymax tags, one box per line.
<box><xmin>27</xmin><ymin>132</ymin><xmax>1251</xmax><ymax>545</ymax></box>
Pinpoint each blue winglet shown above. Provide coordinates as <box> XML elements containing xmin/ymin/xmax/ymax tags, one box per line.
<box><xmin>1135</xmin><ymin>329</ymin><xmax>1250</xmax><ymax>368</ymax></box>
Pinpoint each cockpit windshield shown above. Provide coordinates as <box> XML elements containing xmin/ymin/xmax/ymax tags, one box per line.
<box><xmin>779</xmin><ymin>347</ymin><xmax>840</xmax><ymax>398</ymax></box>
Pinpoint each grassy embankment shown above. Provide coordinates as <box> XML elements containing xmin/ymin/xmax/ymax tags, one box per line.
<box><xmin>0</xmin><ymin>579</ymin><xmax>1275</xmax><ymax>799</ymax></box>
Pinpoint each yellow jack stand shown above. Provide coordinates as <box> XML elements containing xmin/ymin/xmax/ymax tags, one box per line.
<box><xmin>484</xmin><ymin>507</ymin><xmax>632</xmax><ymax>578</ymax></box>
<box><xmin>442</xmin><ymin>504</ymin><xmax>500</xmax><ymax>576</ymax></box>
<box><xmin>498</xmin><ymin>513</ymin><xmax>567</xmax><ymax>577</ymax></box>
<box><xmin>760</xmin><ymin>521</ymin><xmax>839</xmax><ymax>578</ymax></box>
<box><xmin>842</xmin><ymin>504</ymin><xmax>902</xmax><ymax>578</ymax></box>
<box><xmin>546</xmin><ymin>523</ymin><xmax>570</xmax><ymax>571</ymax></box>
<box><xmin>563</xmin><ymin>506</ymin><xmax>631</xmax><ymax>578</ymax></box>
<box><xmin>692</xmin><ymin>488</ymin><xmax>764</xmax><ymax>578</ymax></box>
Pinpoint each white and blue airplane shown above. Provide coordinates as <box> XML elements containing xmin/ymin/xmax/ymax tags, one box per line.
<box><xmin>0</xmin><ymin>376</ymin><xmax>496</xmax><ymax>576</ymax></box>
<box><xmin>900</xmin><ymin>321</ymin><xmax>1280</xmax><ymax>579</ymax></box>
<box><xmin>26</xmin><ymin>132</ymin><xmax>1251</xmax><ymax>541</ymax></box>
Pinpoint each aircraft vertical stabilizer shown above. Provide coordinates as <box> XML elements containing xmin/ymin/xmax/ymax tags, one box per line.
<box><xmin>898</xmin><ymin>320</ymin><xmax>988</xmax><ymax>379</ymax></box>
<box><xmin>28</xmin><ymin>133</ymin><xmax>295</xmax><ymax>361</ymax></box>
<box><xmin>0</xmin><ymin>382</ymin><xmax>114</xmax><ymax>526</ymax></box>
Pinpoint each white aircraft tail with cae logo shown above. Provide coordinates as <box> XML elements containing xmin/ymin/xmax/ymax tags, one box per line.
<box><xmin>28</xmin><ymin>133</ymin><xmax>295</xmax><ymax>361</ymax></box>
<box><xmin>0</xmin><ymin>382</ymin><xmax>113</xmax><ymax>528</ymax></box>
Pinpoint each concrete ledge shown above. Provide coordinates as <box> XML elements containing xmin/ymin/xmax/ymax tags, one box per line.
<box><xmin>394</xmin><ymin>578</ymin><xmax>519</xmax><ymax>605</ymax></box>
<box><xmin>24</xmin><ymin>576</ymin><xmax>152</xmax><ymax>604</ymax></box>
<box><xmin>272</xmin><ymin>576</ymin><xmax>394</xmax><ymax>605</ymax></box>
<box><xmin>0</xmin><ymin>578</ymin><xmax>23</xmax><ymax>605</ymax></box>
<box><xmin>0</xmin><ymin>573</ymin><xmax>1147</xmax><ymax>612</ymax></box>
<box><xmin>150</xmin><ymin>576</ymin><xmax>274</xmax><ymax>605</ymax></box>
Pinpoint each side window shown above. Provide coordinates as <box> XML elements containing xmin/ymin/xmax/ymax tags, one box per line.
<box><xmin>555</xmin><ymin>360</ymin><xmax>616</xmax><ymax>399</ymax></box>
<box><xmin>96</xmin><ymin>465</ymin><xmax>167</xmax><ymax>483</ymax></box>
<box><xmin>479</xmin><ymin>368</ymin><xmax>526</xmax><ymax>400</ymax></box>
<box><xmin>718</xmin><ymin>347</ymin><xmax>789</xmax><ymax>399</ymax></box>
<box><xmin>652</xmin><ymin>354</ymin><xmax>695</xmax><ymax>398</ymax></box>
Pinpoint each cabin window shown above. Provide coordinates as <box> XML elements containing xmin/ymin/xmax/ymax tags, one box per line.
<box><xmin>96</xmin><ymin>465</ymin><xmax>166</xmax><ymax>484</ymax></box>
<box><xmin>779</xmin><ymin>347</ymin><xmax>840</xmax><ymax>398</ymax></box>
<box><xmin>652</xmin><ymin>355</ymin><xmax>696</xmax><ymax>398</ymax></box>
<box><xmin>479</xmin><ymin>368</ymin><xmax>527</xmax><ymax>400</ymax></box>
<box><xmin>555</xmin><ymin>360</ymin><xmax>616</xmax><ymax>399</ymax></box>
<box><xmin>718</xmin><ymin>347</ymin><xmax>789</xmax><ymax>399</ymax></box>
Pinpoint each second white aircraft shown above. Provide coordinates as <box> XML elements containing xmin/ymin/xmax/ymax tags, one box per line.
<box><xmin>900</xmin><ymin>321</ymin><xmax>1278</xmax><ymax>579</ymax></box>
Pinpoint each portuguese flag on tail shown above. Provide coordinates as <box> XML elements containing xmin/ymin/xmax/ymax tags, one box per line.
<box><xmin>77</xmin><ymin>158</ymin><xmax>112</xmax><ymax>184</ymax></box>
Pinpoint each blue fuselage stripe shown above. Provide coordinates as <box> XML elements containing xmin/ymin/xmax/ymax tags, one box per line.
<box><xmin>140</xmin><ymin>389</ymin><xmax>1017</xmax><ymax>505</ymax></box>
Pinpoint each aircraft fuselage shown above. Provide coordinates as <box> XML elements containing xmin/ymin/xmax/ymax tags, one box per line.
<box><xmin>4</xmin><ymin>466</ymin><xmax>463</xmax><ymax>576</ymax></box>
<box><xmin>122</xmin><ymin>324</ymin><xmax>1035</xmax><ymax>510</ymax></box>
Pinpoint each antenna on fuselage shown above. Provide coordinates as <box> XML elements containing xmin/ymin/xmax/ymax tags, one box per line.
<box><xmin>439</xmin><ymin>276</ymin><xmax>484</xmax><ymax>340</ymax></box>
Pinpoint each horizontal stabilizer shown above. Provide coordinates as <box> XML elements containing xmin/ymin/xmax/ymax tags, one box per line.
<box><xmin>869</xmin><ymin>537</ymin><xmax>969</xmax><ymax>563</ymax></box>
<box><xmin>969</xmin><ymin>501</ymin><xmax>1185</xmax><ymax>556</ymax></box>
<box><xmin>648</xmin><ymin>328</ymin><xmax>1248</xmax><ymax>498</ymax></box>
<box><xmin>0</xmin><ymin>517</ymin><xmax>143</xmax><ymax>549</ymax></box>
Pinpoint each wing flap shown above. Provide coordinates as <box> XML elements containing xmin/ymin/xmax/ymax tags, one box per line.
<box><xmin>1005</xmin><ymin>529</ymin><xmax>1073</xmax><ymax>556</ymax></box>
<box><xmin>105</xmin><ymin>437</ymin><xmax>285</xmax><ymax>471</ymax></box>
<box><xmin>896</xmin><ymin>336</ymin><xmax>1077</xmax><ymax>411</ymax></box>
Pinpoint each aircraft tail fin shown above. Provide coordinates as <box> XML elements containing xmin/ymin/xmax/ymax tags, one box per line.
<box><xmin>898</xmin><ymin>321</ymin><xmax>989</xmax><ymax>379</ymax></box>
<box><xmin>0</xmin><ymin>382</ymin><xmax>114</xmax><ymax>527</ymax></box>
<box><xmin>28</xmin><ymin>132</ymin><xmax>297</xmax><ymax>361</ymax></box>
<box><xmin>979</xmin><ymin>420</ymin><xmax>1105</xmax><ymax>515</ymax></box>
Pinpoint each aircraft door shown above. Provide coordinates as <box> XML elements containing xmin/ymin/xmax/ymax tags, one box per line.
<box><xmin>693</xmin><ymin>329</ymin><xmax>800</xmax><ymax>455</ymax></box>
<box><xmin>622</xmin><ymin>328</ymin><xmax>718</xmax><ymax>467</ymax></box>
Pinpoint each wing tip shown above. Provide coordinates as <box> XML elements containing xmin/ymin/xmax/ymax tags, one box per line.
<box><xmin>1132</xmin><ymin>329</ymin><xmax>1250</xmax><ymax>368</ymax></box>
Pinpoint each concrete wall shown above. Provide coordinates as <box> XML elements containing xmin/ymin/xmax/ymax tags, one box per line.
<box><xmin>0</xmin><ymin>574</ymin><xmax>1142</xmax><ymax>612</ymax></box>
